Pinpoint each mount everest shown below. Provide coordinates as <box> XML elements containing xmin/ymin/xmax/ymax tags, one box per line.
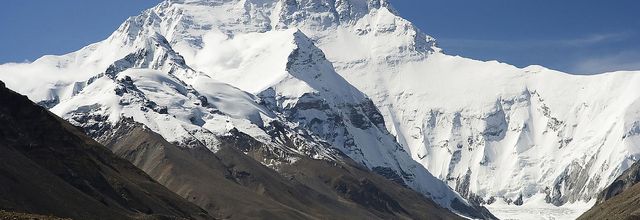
<box><xmin>0</xmin><ymin>0</ymin><xmax>639</xmax><ymax>219</ymax></box>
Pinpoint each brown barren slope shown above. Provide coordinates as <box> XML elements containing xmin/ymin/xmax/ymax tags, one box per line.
<box><xmin>0</xmin><ymin>80</ymin><xmax>211</xmax><ymax>220</ymax></box>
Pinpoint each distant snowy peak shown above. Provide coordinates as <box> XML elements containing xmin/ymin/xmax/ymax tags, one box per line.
<box><xmin>273</xmin><ymin>0</ymin><xmax>392</xmax><ymax>29</ymax></box>
<box><xmin>115</xmin><ymin>0</ymin><xmax>436</xmax><ymax>65</ymax></box>
<box><xmin>164</xmin><ymin>0</ymin><xmax>393</xmax><ymax>24</ymax></box>
<box><xmin>123</xmin><ymin>0</ymin><xmax>394</xmax><ymax>35</ymax></box>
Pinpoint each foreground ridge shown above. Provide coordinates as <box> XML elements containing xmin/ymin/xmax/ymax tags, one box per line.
<box><xmin>0</xmin><ymin>81</ymin><xmax>211</xmax><ymax>219</ymax></box>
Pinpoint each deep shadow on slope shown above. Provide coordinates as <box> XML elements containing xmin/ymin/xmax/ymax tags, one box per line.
<box><xmin>0</xmin><ymin>81</ymin><xmax>211</xmax><ymax>220</ymax></box>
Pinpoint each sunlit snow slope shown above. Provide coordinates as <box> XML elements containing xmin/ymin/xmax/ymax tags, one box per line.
<box><xmin>1</xmin><ymin>0</ymin><xmax>639</xmax><ymax>219</ymax></box>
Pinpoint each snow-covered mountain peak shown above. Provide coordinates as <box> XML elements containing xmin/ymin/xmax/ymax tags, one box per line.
<box><xmin>113</xmin><ymin>0</ymin><xmax>437</xmax><ymax>65</ymax></box>
<box><xmin>140</xmin><ymin>0</ymin><xmax>397</xmax><ymax>33</ymax></box>
<box><xmin>272</xmin><ymin>0</ymin><xmax>393</xmax><ymax>29</ymax></box>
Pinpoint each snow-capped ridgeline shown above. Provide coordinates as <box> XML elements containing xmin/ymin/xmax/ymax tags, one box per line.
<box><xmin>1</xmin><ymin>0</ymin><xmax>639</xmax><ymax>218</ymax></box>
<box><xmin>382</xmin><ymin>58</ymin><xmax>640</xmax><ymax>205</ymax></box>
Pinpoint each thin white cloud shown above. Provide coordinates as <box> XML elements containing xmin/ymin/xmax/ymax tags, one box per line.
<box><xmin>439</xmin><ymin>32</ymin><xmax>632</xmax><ymax>50</ymax></box>
<box><xmin>561</xmin><ymin>32</ymin><xmax>631</xmax><ymax>47</ymax></box>
<box><xmin>571</xmin><ymin>50</ymin><xmax>640</xmax><ymax>74</ymax></box>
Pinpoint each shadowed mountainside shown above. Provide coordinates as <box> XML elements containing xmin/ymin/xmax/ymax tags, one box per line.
<box><xmin>0</xmin><ymin>81</ymin><xmax>211</xmax><ymax>220</ymax></box>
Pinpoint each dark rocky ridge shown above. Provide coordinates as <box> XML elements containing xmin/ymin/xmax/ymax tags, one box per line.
<box><xmin>0</xmin><ymin>81</ymin><xmax>211</xmax><ymax>220</ymax></box>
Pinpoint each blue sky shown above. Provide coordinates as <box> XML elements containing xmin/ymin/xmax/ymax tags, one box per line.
<box><xmin>391</xmin><ymin>0</ymin><xmax>640</xmax><ymax>74</ymax></box>
<box><xmin>1</xmin><ymin>0</ymin><xmax>638</xmax><ymax>74</ymax></box>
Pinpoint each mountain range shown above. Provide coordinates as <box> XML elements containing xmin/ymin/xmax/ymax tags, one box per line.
<box><xmin>0</xmin><ymin>0</ymin><xmax>639</xmax><ymax>219</ymax></box>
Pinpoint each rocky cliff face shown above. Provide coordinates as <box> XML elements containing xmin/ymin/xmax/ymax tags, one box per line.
<box><xmin>597</xmin><ymin>160</ymin><xmax>640</xmax><ymax>203</ymax></box>
<box><xmin>579</xmin><ymin>159</ymin><xmax>640</xmax><ymax>219</ymax></box>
